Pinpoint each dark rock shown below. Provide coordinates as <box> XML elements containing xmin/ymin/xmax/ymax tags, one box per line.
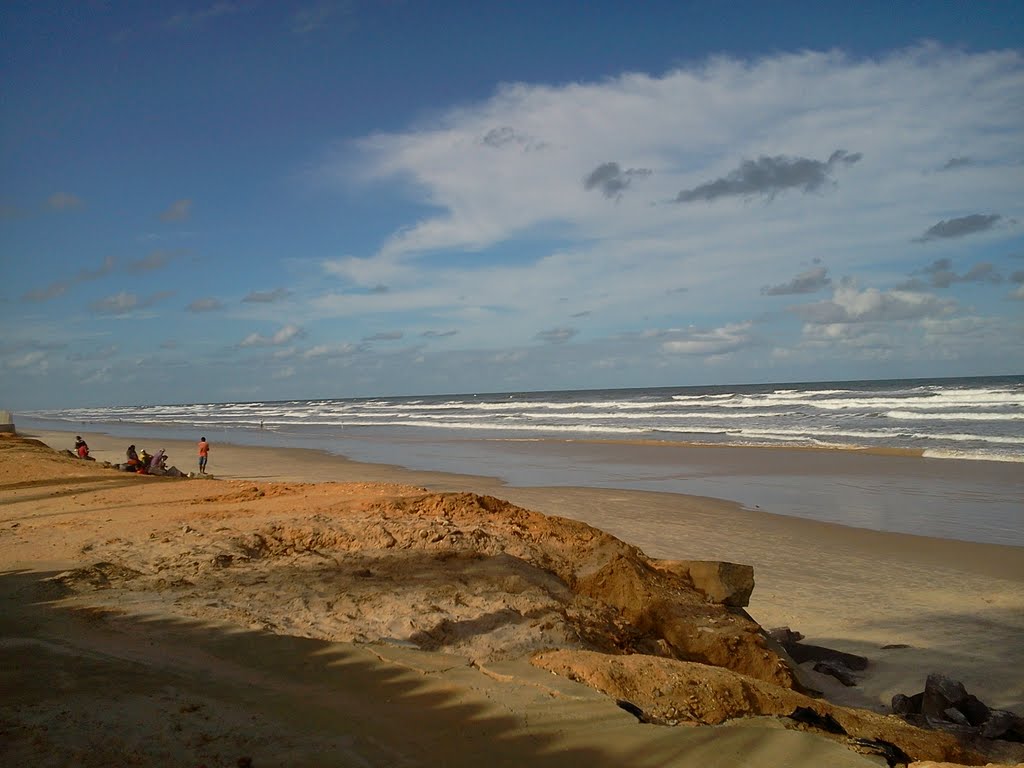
<box><xmin>929</xmin><ymin>673</ymin><xmax>969</xmax><ymax>705</ymax></box>
<box><xmin>880</xmin><ymin>643</ymin><xmax>911</xmax><ymax>649</ymax></box>
<box><xmin>767</xmin><ymin>626</ymin><xmax>804</xmax><ymax>643</ymax></box>
<box><xmin>983</xmin><ymin>709</ymin><xmax>1024</xmax><ymax>741</ymax></box>
<box><xmin>961</xmin><ymin>694</ymin><xmax>991</xmax><ymax>727</ymax></box>
<box><xmin>813</xmin><ymin>660</ymin><xmax>858</xmax><ymax>687</ymax></box>
<box><xmin>923</xmin><ymin>715</ymin><xmax>977</xmax><ymax>737</ymax></box>
<box><xmin>943</xmin><ymin>707</ymin><xmax>970</xmax><ymax>726</ymax></box>
<box><xmin>781</xmin><ymin>641</ymin><xmax>868</xmax><ymax>671</ymax></box>
<box><xmin>787</xmin><ymin>706</ymin><xmax>847</xmax><ymax>735</ymax></box>
<box><xmin>922</xmin><ymin>673</ymin><xmax>968</xmax><ymax>718</ymax></box>
<box><xmin>616</xmin><ymin>699</ymin><xmax>648</xmax><ymax>722</ymax></box>
<box><xmin>891</xmin><ymin>693</ymin><xmax>915</xmax><ymax>716</ymax></box>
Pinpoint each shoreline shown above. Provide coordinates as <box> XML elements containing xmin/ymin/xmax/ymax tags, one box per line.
<box><xmin>24</xmin><ymin>423</ymin><xmax>1024</xmax><ymax>547</ymax></box>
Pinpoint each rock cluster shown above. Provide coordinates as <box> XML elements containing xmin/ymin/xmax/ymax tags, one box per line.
<box><xmin>893</xmin><ymin>673</ymin><xmax>1024</xmax><ymax>743</ymax></box>
<box><xmin>767</xmin><ymin>625</ymin><xmax>868</xmax><ymax>687</ymax></box>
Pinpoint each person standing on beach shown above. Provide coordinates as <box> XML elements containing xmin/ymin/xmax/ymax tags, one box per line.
<box><xmin>198</xmin><ymin>436</ymin><xmax>209</xmax><ymax>474</ymax></box>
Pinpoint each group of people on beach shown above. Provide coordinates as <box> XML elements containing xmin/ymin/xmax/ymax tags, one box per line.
<box><xmin>123</xmin><ymin>444</ymin><xmax>168</xmax><ymax>474</ymax></box>
<box><xmin>72</xmin><ymin>434</ymin><xmax>210</xmax><ymax>476</ymax></box>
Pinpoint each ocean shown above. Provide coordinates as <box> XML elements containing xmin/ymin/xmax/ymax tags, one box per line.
<box><xmin>24</xmin><ymin>375</ymin><xmax>1024</xmax><ymax>462</ymax></box>
<box><xmin>20</xmin><ymin>375</ymin><xmax>1024</xmax><ymax>546</ymax></box>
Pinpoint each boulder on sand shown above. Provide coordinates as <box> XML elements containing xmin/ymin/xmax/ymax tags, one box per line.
<box><xmin>651</xmin><ymin>559</ymin><xmax>755</xmax><ymax>606</ymax></box>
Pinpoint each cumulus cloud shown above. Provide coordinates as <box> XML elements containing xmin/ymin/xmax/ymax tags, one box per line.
<box><xmin>795</xmin><ymin>279</ymin><xmax>956</xmax><ymax>324</ymax></box>
<box><xmin>583</xmin><ymin>162</ymin><xmax>652</xmax><ymax>198</ymax></box>
<box><xmin>47</xmin><ymin>192</ymin><xmax>84</xmax><ymax>210</ymax></box>
<box><xmin>536</xmin><ymin>327</ymin><xmax>578</xmax><ymax>344</ymax></box>
<box><xmin>239</xmin><ymin>324</ymin><xmax>304</xmax><ymax>347</ymax></box>
<box><xmin>907</xmin><ymin>257</ymin><xmax>1003</xmax><ymax>288</ymax></box>
<box><xmin>159</xmin><ymin>198</ymin><xmax>192</xmax><ymax>222</ymax></box>
<box><xmin>762</xmin><ymin>266</ymin><xmax>832</xmax><ymax>296</ymax></box>
<box><xmin>660</xmin><ymin>322</ymin><xmax>753</xmax><ymax>356</ymax></box>
<box><xmin>187</xmin><ymin>297</ymin><xmax>224</xmax><ymax>312</ymax></box>
<box><xmin>480</xmin><ymin>126</ymin><xmax>543</xmax><ymax>150</ymax></box>
<box><xmin>242</xmin><ymin>287</ymin><xmax>292</xmax><ymax>303</ymax></box>
<box><xmin>916</xmin><ymin>213</ymin><xmax>1001</xmax><ymax>242</ymax></box>
<box><xmin>303</xmin><ymin>342</ymin><xmax>359</xmax><ymax>359</ymax></box>
<box><xmin>341</xmin><ymin>46</ymin><xmax>1020</xmax><ymax>277</ymax></box>
<box><xmin>675</xmin><ymin>150</ymin><xmax>861</xmax><ymax>203</ymax></box>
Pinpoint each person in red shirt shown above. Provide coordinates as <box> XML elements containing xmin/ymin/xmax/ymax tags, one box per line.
<box><xmin>198</xmin><ymin>437</ymin><xmax>210</xmax><ymax>474</ymax></box>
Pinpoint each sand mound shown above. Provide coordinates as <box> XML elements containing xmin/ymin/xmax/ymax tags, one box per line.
<box><xmin>48</xmin><ymin>484</ymin><xmax>794</xmax><ymax>686</ymax></box>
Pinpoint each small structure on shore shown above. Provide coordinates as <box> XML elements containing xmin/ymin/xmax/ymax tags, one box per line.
<box><xmin>0</xmin><ymin>410</ymin><xmax>14</xmax><ymax>433</ymax></box>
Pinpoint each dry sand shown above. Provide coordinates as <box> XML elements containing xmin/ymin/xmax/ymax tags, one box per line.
<box><xmin>2</xmin><ymin>429</ymin><xmax>1023</xmax><ymax>767</ymax></box>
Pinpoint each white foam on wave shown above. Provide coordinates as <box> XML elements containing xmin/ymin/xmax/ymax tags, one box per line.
<box><xmin>887</xmin><ymin>410</ymin><xmax>1023</xmax><ymax>421</ymax></box>
<box><xmin>922</xmin><ymin>449</ymin><xmax>1024</xmax><ymax>463</ymax></box>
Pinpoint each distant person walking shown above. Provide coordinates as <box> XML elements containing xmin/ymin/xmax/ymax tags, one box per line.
<box><xmin>198</xmin><ymin>436</ymin><xmax>210</xmax><ymax>474</ymax></box>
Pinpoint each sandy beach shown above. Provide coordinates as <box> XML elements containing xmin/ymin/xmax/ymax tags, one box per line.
<box><xmin>2</xmin><ymin>429</ymin><xmax>1023</xmax><ymax>767</ymax></box>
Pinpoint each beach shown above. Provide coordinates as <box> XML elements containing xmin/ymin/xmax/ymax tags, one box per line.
<box><xmin>2</xmin><ymin>429</ymin><xmax>1023</xmax><ymax>766</ymax></box>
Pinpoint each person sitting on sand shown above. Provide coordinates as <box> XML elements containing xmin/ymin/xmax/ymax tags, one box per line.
<box><xmin>149</xmin><ymin>449</ymin><xmax>167</xmax><ymax>473</ymax></box>
<box><xmin>74</xmin><ymin>436</ymin><xmax>93</xmax><ymax>460</ymax></box>
<box><xmin>125</xmin><ymin>444</ymin><xmax>144</xmax><ymax>472</ymax></box>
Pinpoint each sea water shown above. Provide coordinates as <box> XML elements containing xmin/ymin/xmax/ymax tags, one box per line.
<box><xmin>21</xmin><ymin>375</ymin><xmax>1024</xmax><ymax>545</ymax></box>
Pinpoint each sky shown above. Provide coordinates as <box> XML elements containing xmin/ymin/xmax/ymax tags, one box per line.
<box><xmin>2</xmin><ymin>1</ymin><xmax>1023</xmax><ymax>410</ymax></box>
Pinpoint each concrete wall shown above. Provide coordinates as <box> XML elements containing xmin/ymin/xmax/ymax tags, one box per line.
<box><xmin>0</xmin><ymin>410</ymin><xmax>15</xmax><ymax>432</ymax></box>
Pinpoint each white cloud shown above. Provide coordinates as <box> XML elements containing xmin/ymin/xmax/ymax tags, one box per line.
<box><xmin>301</xmin><ymin>45</ymin><xmax>1024</xmax><ymax>375</ymax></box>
<box><xmin>661</xmin><ymin>322</ymin><xmax>753</xmax><ymax>356</ymax></box>
<box><xmin>239</xmin><ymin>324</ymin><xmax>304</xmax><ymax>347</ymax></box>
<box><xmin>7</xmin><ymin>350</ymin><xmax>48</xmax><ymax>370</ymax></box>
<box><xmin>796</xmin><ymin>280</ymin><xmax>957</xmax><ymax>324</ymax></box>
<box><xmin>338</xmin><ymin>45</ymin><xmax>1022</xmax><ymax>270</ymax></box>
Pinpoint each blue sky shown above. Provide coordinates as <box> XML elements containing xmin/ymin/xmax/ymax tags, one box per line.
<box><xmin>2</xmin><ymin>1</ymin><xmax>1022</xmax><ymax>409</ymax></box>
